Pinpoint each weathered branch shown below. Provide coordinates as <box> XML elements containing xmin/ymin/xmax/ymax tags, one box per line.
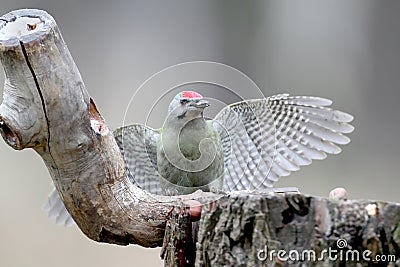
<box><xmin>0</xmin><ymin>8</ymin><xmax>215</xmax><ymax>248</ymax></box>
<box><xmin>1</xmin><ymin>9</ymin><xmax>400</xmax><ymax>267</ymax></box>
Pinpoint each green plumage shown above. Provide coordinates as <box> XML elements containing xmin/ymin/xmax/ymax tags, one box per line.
<box><xmin>157</xmin><ymin>118</ymin><xmax>224</xmax><ymax>195</ymax></box>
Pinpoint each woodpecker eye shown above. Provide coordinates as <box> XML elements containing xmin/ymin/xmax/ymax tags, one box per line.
<box><xmin>180</xmin><ymin>99</ymin><xmax>189</xmax><ymax>104</ymax></box>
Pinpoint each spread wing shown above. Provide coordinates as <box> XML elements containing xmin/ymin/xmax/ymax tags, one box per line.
<box><xmin>43</xmin><ymin>183</ymin><xmax>75</xmax><ymax>227</ymax></box>
<box><xmin>214</xmin><ymin>94</ymin><xmax>354</xmax><ymax>191</ymax></box>
<box><xmin>113</xmin><ymin>124</ymin><xmax>163</xmax><ymax>195</ymax></box>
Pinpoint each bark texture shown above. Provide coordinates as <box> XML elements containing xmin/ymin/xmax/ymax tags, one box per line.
<box><xmin>1</xmin><ymin>9</ymin><xmax>400</xmax><ymax>267</ymax></box>
<box><xmin>180</xmin><ymin>193</ymin><xmax>400</xmax><ymax>266</ymax></box>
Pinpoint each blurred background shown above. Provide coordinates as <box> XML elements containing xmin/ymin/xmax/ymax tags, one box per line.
<box><xmin>0</xmin><ymin>1</ymin><xmax>399</xmax><ymax>266</ymax></box>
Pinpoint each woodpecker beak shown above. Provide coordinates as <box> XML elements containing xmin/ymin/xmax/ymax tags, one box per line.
<box><xmin>190</xmin><ymin>99</ymin><xmax>210</xmax><ymax>109</ymax></box>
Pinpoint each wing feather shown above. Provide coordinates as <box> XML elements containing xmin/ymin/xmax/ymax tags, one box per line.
<box><xmin>43</xmin><ymin>184</ymin><xmax>75</xmax><ymax>227</ymax></box>
<box><xmin>214</xmin><ymin>94</ymin><xmax>354</xmax><ymax>190</ymax></box>
<box><xmin>113</xmin><ymin>124</ymin><xmax>163</xmax><ymax>195</ymax></box>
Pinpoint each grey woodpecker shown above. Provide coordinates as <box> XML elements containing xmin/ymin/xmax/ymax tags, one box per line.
<box><xmin>44</xmin><ymin>91</ymin><xmax>354</xmax><ymax>226</ymax></box>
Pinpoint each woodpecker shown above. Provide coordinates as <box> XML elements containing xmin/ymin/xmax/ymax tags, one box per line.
<box><xmin>44</xmin><ymin>91</ymin><xmax>354</xmax><ymax>225</ymax></box>
<box><xmin>156</xmin><ymin>91</ymin><xmax>224</xmax><ymax>195</ymax></box>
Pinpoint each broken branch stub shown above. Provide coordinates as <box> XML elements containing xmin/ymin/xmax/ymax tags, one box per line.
<box><xmin>0</xmin><ymin>8</ymin><xmax>201</xmax><ymax>247</ymax></box>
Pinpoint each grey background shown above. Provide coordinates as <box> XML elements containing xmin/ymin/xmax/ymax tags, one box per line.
<box><xmin>0</xmin><ymin>1</ymin><xmax>399</xmax><ymax>266</ymax></box>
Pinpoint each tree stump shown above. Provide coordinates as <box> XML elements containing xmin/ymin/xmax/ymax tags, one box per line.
<box><xmin>0</xmin><ymin>9</ymin><xmax>399</xmax><ymax>267</ymax></box>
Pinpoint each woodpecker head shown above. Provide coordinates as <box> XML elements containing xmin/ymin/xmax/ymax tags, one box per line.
<box><xmin>168</xmin><ymin>91</ymin><xmax>210</xmax><ymax>120</ymax></box>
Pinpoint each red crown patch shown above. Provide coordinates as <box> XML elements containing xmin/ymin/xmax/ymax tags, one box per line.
<box><xmin>181</xmin><ymin>91</ymin><xmax>203</xmax><ymax>99</ymax></box>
